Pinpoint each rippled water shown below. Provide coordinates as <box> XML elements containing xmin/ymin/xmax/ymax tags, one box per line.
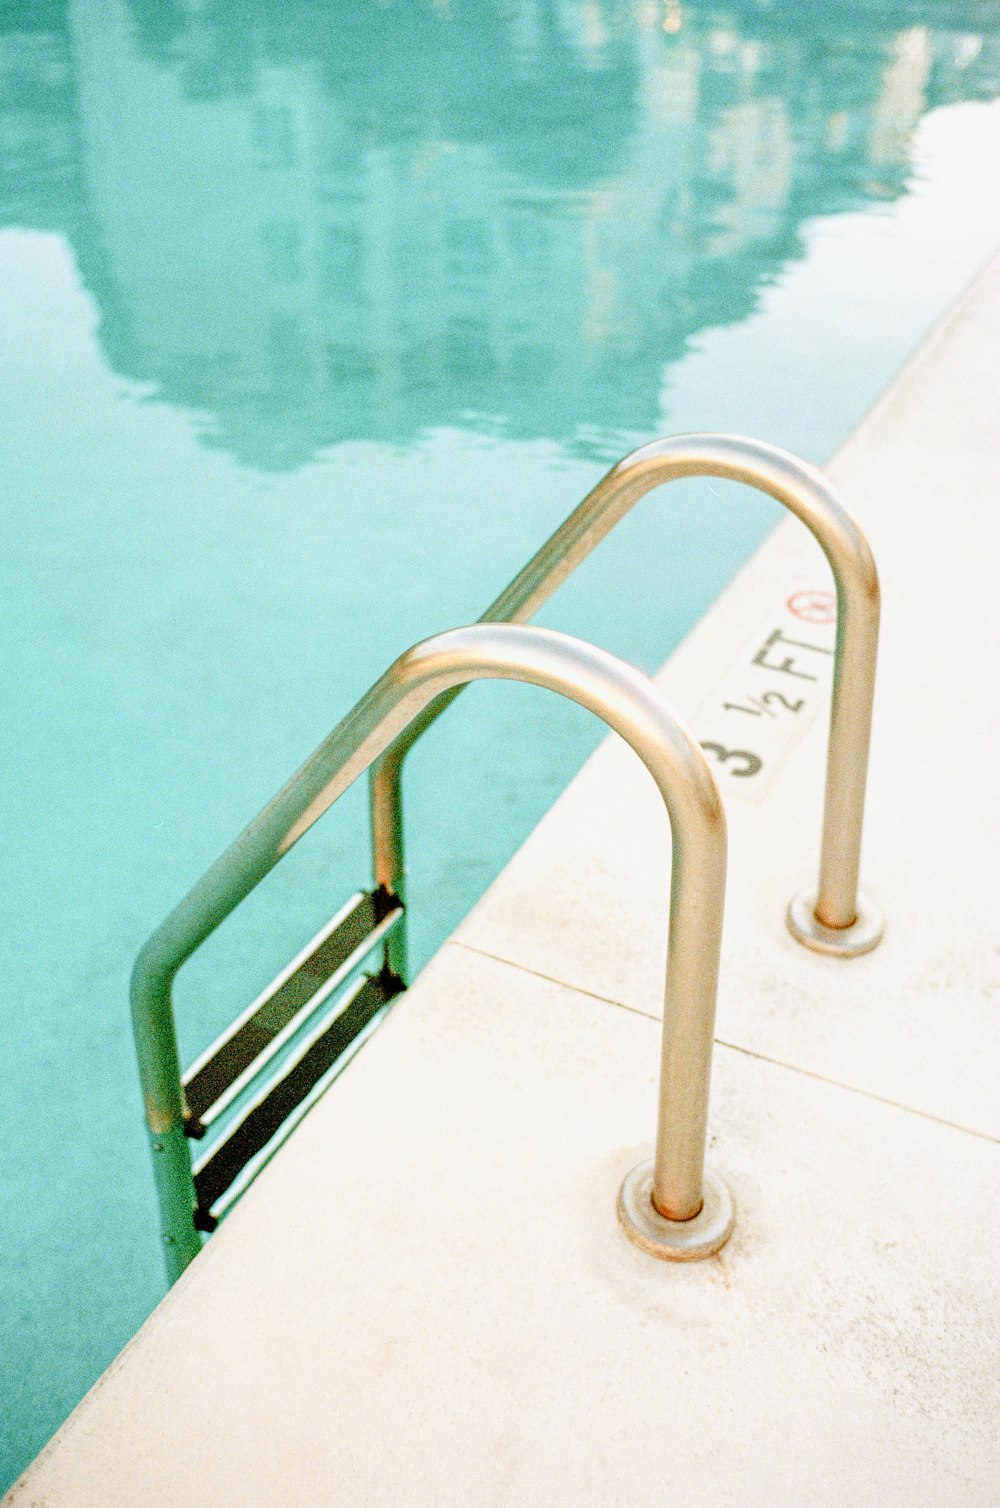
<box><xmin>3</xmin><ymin>0</ymin><xmax>1000</xmax><ymax>1482</ymax></box>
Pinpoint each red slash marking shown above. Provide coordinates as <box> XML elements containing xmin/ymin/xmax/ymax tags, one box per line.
<box><xmin>787</xmin><ymin>589</ymin><xmax>836</xmax><ymax>625</ymax></box>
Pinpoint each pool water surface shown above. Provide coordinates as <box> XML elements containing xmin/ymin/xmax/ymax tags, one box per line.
<box><xmin>3</xmin><ymin>0</ymin><xmax>1000</xmax><ymax>1485</ymax></box>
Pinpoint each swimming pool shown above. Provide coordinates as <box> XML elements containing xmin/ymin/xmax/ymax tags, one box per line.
<box><xmin>3</xmin><ymin>0</ymin><xmax>1000</xmax><ymax>1485</ymax></box>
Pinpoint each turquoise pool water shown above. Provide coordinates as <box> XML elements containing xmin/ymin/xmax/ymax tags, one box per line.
<box><xmin>4</xmin><ymin>0</ymin><xmax>1000</xmax><ymax>1484</ymax></box>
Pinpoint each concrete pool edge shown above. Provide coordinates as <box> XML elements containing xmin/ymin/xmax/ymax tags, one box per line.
<box><xmin>7</xmin><ymin>241</ymin><xmax>1000</xmax><ymax>1504</ymax></box>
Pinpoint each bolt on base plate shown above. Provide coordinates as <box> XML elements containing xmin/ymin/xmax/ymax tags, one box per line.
<box><xmin>618</xmin><ymin>1162</ymin><xmax>734</xmax><ymax>1262</ymax></box>
<box><xmin>786</xmin><ymin>886</ymin><xmax>884</xmax><ymax>958</ymax></box>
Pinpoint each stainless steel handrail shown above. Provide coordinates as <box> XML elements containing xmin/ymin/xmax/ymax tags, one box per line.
<box><xmin>371</xmin><ymin>432</ymin><xmax>882</xmax><ymax>973</ymax></box>
<box><xmin>132</xmin><ymin>623</ymin><xmax>732</xmax><ymax>1282</ymax></box>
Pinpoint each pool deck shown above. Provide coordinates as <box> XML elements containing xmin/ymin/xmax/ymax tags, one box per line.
<box><xmin>9</xmin><ymin>244</ymin><xmax>1000</xmax><ymax>1505</ymax></box>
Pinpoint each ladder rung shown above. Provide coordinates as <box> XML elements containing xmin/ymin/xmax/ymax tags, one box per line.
<box><xmin>192</xmin><ymin>971</ymin><xmax>398</xmax><ymax>1225</ymax></box>
<box><xmin>183</xmin><ymin>889</ymin><xmax>403</xmax><ymax>1129</ymax></box>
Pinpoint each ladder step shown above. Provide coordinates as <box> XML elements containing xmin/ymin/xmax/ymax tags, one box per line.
<box><xmin>192</xmin><ymin>971</ymin><xmax>398</xmax><ymax>1227</ymax></box>
<box><xmin>182</xmin><ymin>888</ymin><xmax>403</xmax><ymax>1130</ymax></box>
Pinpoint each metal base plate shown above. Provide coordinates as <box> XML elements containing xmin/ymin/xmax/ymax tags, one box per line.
<box><xmin>617</xmin><ymin>1162</ymin><xmax>734</xmax><ymax>1262</ymax></box>
<box><xmin>786</xmin><ymin>887</ymin><xmax>884</xmax><ymax>957</ymax></box>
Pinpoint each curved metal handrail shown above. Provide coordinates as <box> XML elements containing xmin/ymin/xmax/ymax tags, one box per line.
<box><xmin>371</xmin><ymin>433</ymin><xmax>881</xmax><ymax>976</ymax></box>
<box><xmin>133</xmin><ymin>623</ymin><xmax>730</xmax><ymax>1281</ymax></box>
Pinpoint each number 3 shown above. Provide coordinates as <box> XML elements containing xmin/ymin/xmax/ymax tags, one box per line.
<box><xmin>700</xmin><ymin>741</ymin><xmax>762</xmax><ymax>778</ymax></box>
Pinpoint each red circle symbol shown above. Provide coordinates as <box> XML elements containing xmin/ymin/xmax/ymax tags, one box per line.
<box><xmin>787</xmin><ymin>589</ymin><xmax>836</xmax><ymax>625</ymax></box>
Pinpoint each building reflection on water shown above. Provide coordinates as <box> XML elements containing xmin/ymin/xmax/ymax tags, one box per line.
<box><xmin>2</xmin><ymin>0</ymin><xmax>999</xmax><ymax>468</ymax></box>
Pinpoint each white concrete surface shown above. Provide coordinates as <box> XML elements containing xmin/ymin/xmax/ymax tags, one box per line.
<box><xmin>10</xmin><ymin>248</ymin><xmax>1000</xmax><ymax>1504</ymax></box>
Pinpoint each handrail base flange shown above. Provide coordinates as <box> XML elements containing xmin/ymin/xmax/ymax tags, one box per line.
<box><xmin>617</xmin><ymin>1161</ymin><xmax>734</xmax><ymax>1262</ymax></box>
<box><xmin>786</xmin><ymin>887</ymin><xmax>884</xmax><ymax>958</ymax></box>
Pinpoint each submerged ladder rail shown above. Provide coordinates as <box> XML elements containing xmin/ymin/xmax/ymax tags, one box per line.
<box><xmin>370</xmin><ymin>431</ymin><xmax>883</xmax><ymax>984</ymax></box>
<box><xmin>131</xmin><ymin>623</ymin><xmax>730</xmax><ymax>1281</ymax></box>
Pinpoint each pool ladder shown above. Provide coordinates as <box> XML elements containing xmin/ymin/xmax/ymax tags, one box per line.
<box><xmin>132</xmin><ymin>433</ymin><xmax>882</xmax><ymax>1282</ymax></box>
<box><xmin>180</xmin><ymin>888</ymin><xmax>405</xmax><ymax>1229</ymax></box>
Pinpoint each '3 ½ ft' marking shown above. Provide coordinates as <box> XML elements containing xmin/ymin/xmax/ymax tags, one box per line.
<box><xmin>693</xmin><ymin>589</ymin><xmax>836</xmax><ymax>801</ymax></box>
